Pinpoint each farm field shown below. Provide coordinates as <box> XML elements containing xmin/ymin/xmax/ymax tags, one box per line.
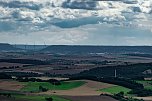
<box><xmin>21</xmin><ymin>81</ymin><xmax>86</xmax><ymax>92</ymax></box>
<box><xmin>0</xmin><ymin>80</ymin><xmax>119</xmax><ymax>101</ymax></box>
<box><xmin>39</xmin><ymin>80</ymin><xmax>119</xmax><ymax>101</ymax></box>
<box><xmin>40</xmin><ymin>80</ymin><xmax>114</xmax><ymax>96</ymax></box>
<box><xmin>0</xmin><ymin>62</ymin><xmax>27</xmax><ymax>68</ymax></box>
<box><xmin>136</xmin><ymin>80</ymin><xmax>152</xmax><ymax>90</ymax></box>
<box><xmin>29</xmin><ymin>77</ymin><xmax>69</xmax><ymax>81</ymax></box>
<box><xmin>0</xmin><ymin>94</ymin><xmax>70</xmax><ymax>101</ymax></box>
<box><xmin>14</xmin><ymin>95</ymin><xmax>70</xmax><ymax>101</ymax></box>
<box><xmin>1</xmin><ymin>79</ymin><xmax>152</xmax><ymax>101</ymax></box>
<box><xmin>0</xmin><ymin>80</ymin><xmax>24</xmax><ymax>91</ymax></box>
<box><xmin>63</xmin><ymin>95</ymin><xmax>118</xmax><ymax>101</ymax></box>
<box><xmin>0</xmin><ymin>94</ymin><xmax>118</xmax><ymax>101</ymax></box>
<box><xmin>99</xmin><ymin>85</ymin><xmax>131</xmax><ymax>95</ymax></box>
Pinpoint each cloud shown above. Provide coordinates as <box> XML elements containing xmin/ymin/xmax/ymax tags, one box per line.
<box><xmin>0</xmin><ymin>0</ymin><xmax>152</xmax><ymax>45</ymax></box>
<box><xmin>0</xmin><ymin>0</ymin><xmax>152</xmax><ymax>31</ymax></box>
<box><xmin>0</xmin><ymin>27</ymin><xmax>89</xmax><ymax>45</ymax></box>
<box><xmin>0</xmin><ymin>1</ymin><xmax>41</xmax><ymax>10</ymax></box>
<box><xmin>62</xmin><ymin>0</ymin><xmax>97</xmax><ymax>10</ymax></box>
<box><xmin>0</xmin><ymin>23</ymin><xmax>152</xmax><ymax>45</ymax></box>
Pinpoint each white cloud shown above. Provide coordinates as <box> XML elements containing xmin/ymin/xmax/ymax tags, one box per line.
<box><xmin>0</xmin><ymin>27</ymin><xmax>89</xmax><ymax>45</ymax></box>
<box><xmin>0</xmin><ymin>0</ymin><xmax>152</xmax><ymax>28</ymax></box>
<box><xmin>0</xmin><ymin>23</ymin><xmax>152</xmax><ymax>45</ymax></box>
<box><xmin>0</xmin><ymin>0</ymin><xmax>152</xmax><ymax>45</ymax></box>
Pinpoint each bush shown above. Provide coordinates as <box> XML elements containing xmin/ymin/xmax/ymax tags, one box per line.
<box><xmin>0</xmin><ymin>73</ymin><xmax>12</xmax><ymax>79</ymax></box>
<box><xmin>115</xmin><ymin>91</ymin><xmax>124</xmax><ymax>97</ymax></box>
<box><xmin>48</xmin><ymin>79</ymin><xmax>61</xmax><ymax>85</ymax></box>
<box><xmin>112</xmin><ymin>92</ymin><xmax>144</xmax><ymax>101</ymax></box>
<box><xmin>39</xmin><ymin>86</ymin><xmax>48</xmax><ymax>92</ymax></box>
<box><xmin>0</xmin><ymin>93</ymin><xmax>11</xmax><ymax>98</ymax></box>
<box><xmin>45</xmin><ymin>97</ymin><xmax>53</xmax><ymax>101</ymax></box>
<box><xmin>128</xmin><ymin>89</ymin><xmax>152</xmax><ymax>97</ymax></box>
<box><xmin>16</xmin><ymin>77</ymin><xmax>61</xmax><ymax>86</ymax></box>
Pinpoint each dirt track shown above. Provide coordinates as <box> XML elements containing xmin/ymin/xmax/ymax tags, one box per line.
<box><xmin>135</xmin><ymin>97</ymin><xmax>152</xmax><ymax>101</ymax></box>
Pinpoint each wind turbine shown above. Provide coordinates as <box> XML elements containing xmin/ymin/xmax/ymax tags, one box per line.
<box><xmin>114</xmin><ymin>69</ymin><xmax>117</xmax><ymax>78</ymax></box>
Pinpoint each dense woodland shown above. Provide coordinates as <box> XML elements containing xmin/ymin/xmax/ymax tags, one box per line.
<box><xmin>70</xmin><ymin>63</ymin><xmax>152</xmax><ymax>97</ymax></box>
<box><xmin>77</xmin><ymin>63</ymin><xmax>152</xmax><ymax>78</ymax></box>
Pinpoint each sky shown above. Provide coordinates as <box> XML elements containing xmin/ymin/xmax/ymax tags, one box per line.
<box><xmin>0</xmin><ymin>0</ymin><xmax>152</xmax><ymax>45</ymax></box>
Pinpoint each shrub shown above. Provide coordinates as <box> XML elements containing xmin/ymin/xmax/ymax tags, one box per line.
<box><xmin>39</xmin><ymin>86</ymin><xmax>48</xmax><ymax>92</ymax></box>
<box><xmin>45</xmin><ymin>97</ymin><xmax>53</xmax><ymax>101</ymax></box>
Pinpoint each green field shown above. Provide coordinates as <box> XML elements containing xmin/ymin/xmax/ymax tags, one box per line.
<box><xmin>99</xmin><ymin>86</ymin><xmax>131</xmax><ymax>95</ymax></box>
<box><xmin>136</xmin><ymin>80</ymin><xmax>152</xmax><ymax>90</ymax></box>
<box><xmin>14</xmin><ymin>94</ymin><xmax>70</xmax><ymax>101</ymax></box>
<box><xmin>21</xmin><ymin>81</ymin><xmax>86</xmax><ymax>92</ymax></box>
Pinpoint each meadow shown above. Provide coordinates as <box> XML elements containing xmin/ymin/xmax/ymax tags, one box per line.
<box><xmin>21</xmin><ymin>81</ymin><xmax>86</xmax><ymax>92</ymax></box>
<box><xmin>13</xmin><ymin>94</ymin><xmax>70</xmax><ymax>101</ymax></box>
<box><xmin>136</xmin><ymin>80</ymin><xmax>152</xmax><ymax>90</ymax></box>
<box><xmin>99</xmin><ymin>85</ymin><xmax>131</xmax><ymax>95</ymax></box>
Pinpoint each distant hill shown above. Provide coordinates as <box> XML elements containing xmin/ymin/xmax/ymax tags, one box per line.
<box><xmin>14</xmin><ymin>45</ymin><xmax>48</xmax><ymax>51</ymax></box>
<box><xmin>0</xmin><ymin>43</ymin><xmax>22</xmax><ymax>52</ymax></box>
<box><xmin>41</xmin><ymin>45</ymin><xmax>152</xmax><ymax>54</ymax></box>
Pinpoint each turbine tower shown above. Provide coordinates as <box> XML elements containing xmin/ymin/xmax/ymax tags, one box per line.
<box><xmin>115</xmin><ymin>69</ymin><xmax>117</xmax><ymax>78</ymax></box>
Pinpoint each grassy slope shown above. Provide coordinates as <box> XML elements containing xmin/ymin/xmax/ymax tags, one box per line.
<box><xmin>15</xmin><ymin>95</ymin><xmax>70</xmax><ymax>101</ymax></box>
<box><xmin>99</xmin><ymin>86</ymin><xmax>131</xmax><ymax>95</ymax></box>
<box><xmin>21</xmin><ymin>81</ymin><xmax>86</xmax><ymax>92</ymax></box>
<box><xmin>136</xmin><ymin>80</ymin><xmax>152</xmax><ymax>90</ymax></box>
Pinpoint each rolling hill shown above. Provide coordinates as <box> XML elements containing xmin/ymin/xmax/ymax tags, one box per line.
<box><xmin>41</xmin><ymin>45</ymin><xmax>152</xmax><ymax>54</ymax></box>
<box><xmin>0</xmin><ymin>43</ymin><xmax>22</xmax><ymax>52</ymax></box>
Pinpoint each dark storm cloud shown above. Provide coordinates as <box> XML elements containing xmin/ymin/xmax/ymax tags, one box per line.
<box><xmin>62</xmin><ymin>0</ymin><xmax>97</xmax><ymax>10</ymax></box>
<box><xmin>0</xmin><ymin>1</ymin><xmax>41</xmax><ymax>10</ymax></box>
<box><xmin>52</xmin><ymin>17</ymin><xmax>102</xmax><ymax>28</ymax></box>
